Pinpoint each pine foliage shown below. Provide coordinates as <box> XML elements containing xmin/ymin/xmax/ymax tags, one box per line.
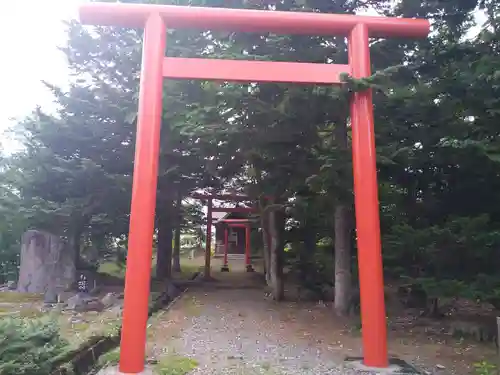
<box><xmin>0</xmin><ymin>317</ymin><xmax>72</xmax><ymax>375</ymax></box>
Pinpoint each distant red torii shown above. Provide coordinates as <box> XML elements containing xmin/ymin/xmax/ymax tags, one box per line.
<box><xmin>218</xmin><ymin>218</ymin><xmax>255</xmax><ymax>273</ymax></box>
<box><xmin>188</xmin><ymin>192</ymin><xmax>262</xmax><ymax>280</ymax></box>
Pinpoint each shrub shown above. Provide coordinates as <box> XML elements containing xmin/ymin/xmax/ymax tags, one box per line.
<box><xmin>0</xmin><ymin>317</ymin><xmax>72</xmax><ymax>375</ymax></box>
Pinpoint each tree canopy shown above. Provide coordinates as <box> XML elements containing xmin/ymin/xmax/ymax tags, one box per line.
<box><xmin>1</xmin><ymin>0</ymin><xmax>500</xmax><ymax>314</ymax></box>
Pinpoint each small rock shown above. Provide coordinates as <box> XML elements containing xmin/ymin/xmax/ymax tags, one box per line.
<box><xmin>75</xmin><ymin>299</ymin><xmax>105</xmax><ymax>312</ymax></box>
<box><xmin>57</xmin><ymin>291</ymin><xmax>74</xmax><ymax>303</ymax></box>
<box><xmin>165</xmin><ymin>280</ymin><xmax>180</xmax><ymax>299</ymax></box>
<box><xmin>44</xmin><ymin>288</ymin><xmax>58</xmax><ymax>304</ymax></box>
<box><xmin>6</xmin><ymin>281</ymin><xmax>16</xmax><ymax>290</ymax></box>
<box><xmin>227</xmin><ymin>355</ymin><xmax>244</xmax><ymax>360</ymax></box>
<box><xmin>109</xmin><ymin>304</ymin><xmax>123</xmax><ymax>317</ymax></box>
<box><xmin>80</xmin><ymin>292</ymin><xmax>95</xmax><ymax>302</ymax></box>
<box><xmin>72</xmin><ymin>293</ymin><xmax>104</xmax><ymax>312</ymax></box>
<box><xmin>66</xmin><ymin>293</ymin><xmax>87</xmax><ymax>310</ymax></box>
<box><xmin>101</xmin><ymin>292</ymin><xmax>117</xmax><ymax>307</ymax></box>
<box><xmin>436</xmin><ymin>364</ymin><xmax>446</xmax><ymax>370</ymax></box>
<box><xmin>69</xmin><ymin>316</ymin><xmax>84</xmax><ymax>324</ymax></box>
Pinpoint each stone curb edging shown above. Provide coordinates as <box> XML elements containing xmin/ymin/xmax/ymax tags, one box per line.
<box><xmin>50</xmin><ymin>271</ymin><xmax>201</xmax><ymax>375</ymax></box>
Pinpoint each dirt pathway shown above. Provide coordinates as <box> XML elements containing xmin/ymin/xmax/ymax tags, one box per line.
<box><xmin>149</xmin><ymin>288</ymin><xmax>345</xmax><ymax>375</ymax></box>
<box><xmin>146</xmin><ymin>265</ymin><xmax>495</xmax><ymax>375</ymax></box>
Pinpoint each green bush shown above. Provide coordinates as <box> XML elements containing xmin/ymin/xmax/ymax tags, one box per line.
<box><xmin>0</xmin><ymin>317</ymin><xmax>72</xmax><ymax>375</ymax></box>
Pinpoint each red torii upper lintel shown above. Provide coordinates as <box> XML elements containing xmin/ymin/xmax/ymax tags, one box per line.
<box><xmin>79</xmin><ymin>2</ymin><xmax>429</xmax><ymax>38</ymax></box>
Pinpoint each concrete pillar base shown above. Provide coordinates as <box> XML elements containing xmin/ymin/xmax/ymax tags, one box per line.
<box><xmin>97</xmin><ymin>365</ymin><xmax>155</xmax><ymax>375</ymax></box>
<box><xmin>342</xmin><ymin>357</ymin><xmax>421</xmax><ymax>375</ymax></box>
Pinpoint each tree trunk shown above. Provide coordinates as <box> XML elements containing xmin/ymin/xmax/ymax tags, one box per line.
<box><xmin>172</xmin><ymin>194</ymin><xmax>182</xmax><ymax>273</ymax></box>
<box><xmin>261</xmin><ymin>210</ymin><xmax>271</xmax><ymax>285</ymax></box>
<box><xmin>333</xmin><ymin>110</ymin><xmax>352</xmax><ymax>316</ymax></box>
<box><xmin>334</xmin><ymin>205</ymin><xmax>352</xmax><ymax>316</ymax></box>
<box><xmin>68</xmin><ymin>215</ymin><xmax>88</xmax><ymax>270</ymax></box>
<box><xmin>301</xmin><ymin>228</ymin><xmax>316</xmax><ymax>284</ymax></box>
<box><xmin>269</xmin><ymin>209</ymin><xmax>285</xmax><ymax>301</ymax></box>
<box><xmin>70</xmin><ymin>226</ymin><xmax>82</xmax><ymax>270</ymax></box>
<box><xmin>173</xmin><ymin>227</ymin><xmax>181</xmax><ymax>273</ymax></box>
<box><xmin>156</xmin><ymin>212</ymin><xmax>173</xmax><ymax>280</ymax></box>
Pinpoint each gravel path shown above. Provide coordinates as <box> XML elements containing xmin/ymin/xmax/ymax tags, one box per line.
<box><xmin>170</xmin><ymin>289</ymin><xmax>344</xmax><ymax>375</ymax></box>
<box><xmin>145</xmin><ymin>266</ymin><xmax>486</xmax><ymax>375</ymax></box>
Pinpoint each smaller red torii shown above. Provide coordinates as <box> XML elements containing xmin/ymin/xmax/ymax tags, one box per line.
<box><xmin>218</xmin><ymin>218</ymin><xmax>255</xmax><ymax>272</ymax></box>
<box><xmin>189</xmin><ymin>193</ymin><xmax>261</xmax><ymax>278</ymax></box>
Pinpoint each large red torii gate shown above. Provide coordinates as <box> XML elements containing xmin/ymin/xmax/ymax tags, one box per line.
<box><xmin>79</xmin><ymin>3</ymin><xmax>429</xmax><ymax>373</ymax></box>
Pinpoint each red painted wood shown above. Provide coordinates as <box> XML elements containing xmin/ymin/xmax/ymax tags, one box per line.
<box><xmin>80</xmin><ymin>2</ymin><xmax>429</xmax><ymax>38</ymax></box>
<box><xmin>119</xmin><ymin>14</ymin><xmax>166</xmax><ymax>374</ymax></box>
<box><xmin>163</xmin><ymin>58</ymin><xmax>349</xmax><ymax>85</ymax></box>
<box><xmin>349</xmin><ymin>24</ymin><xmax>387</xmax><ymax>367</ymax></box>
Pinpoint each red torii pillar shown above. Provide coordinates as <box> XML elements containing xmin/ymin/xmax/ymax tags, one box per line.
<box><xmin>205</xmin><ymin>198</ymin><xmax>213</xmax><ymax>279</ymax></box>
<box><xmin>245</xmin><ymin>224</ymin><xmax>253</xmax><ymax>272</ymax></box>
<box><xmin>79</xmin><ymin>4</ymin><xmax>429</xmax><ymax>373</ymax></box>
<box><xmin>222</xmin><ymin>225</ymin><xmax>230</xmax><ymax>272</ymax></box>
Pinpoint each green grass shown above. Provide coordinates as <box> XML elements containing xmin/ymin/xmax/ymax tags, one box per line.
<box><xmin>17</xmin><ymin>308</ymin><xmax>46</xmax><ymax>318</ymax></box>
<box><xmin>99</xmin><ymin>255</ymin><xmax>159</xmax><ymax>279</ymax></box>
<box><xmin>154</xmin><ymin>354</ymin><xmax>198</xmax><ymax>375</ymax></box>
<box><xmin>98</xmin><ymin>262</ymin><xmax>126</xmax><ymax>278</ymax></box>
<box><xmin>173</xmin><ymin>264</ymin><xmax>202</xmax><ymax>280</ymax></box>
<box><xmin>97</xmin><ymin>348</ymin><xmax>122</xmax><ymax>367</ymax></box>
<box><xmin>98</xmin><ymin>254</ymin><xmax>202</xmax><ymax>281</ymax></box>
<box><xmin>182</xmin><ymin>296</ymin><xmax>202</xmax><ymax>317</ymax></box>
<box><xmin>0</xmin><ymin>292</ymin><xmax>42</xmax><ymax>303</ymax></box>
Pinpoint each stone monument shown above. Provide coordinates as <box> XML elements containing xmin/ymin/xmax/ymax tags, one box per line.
<box><xmin>17</xmin><ymin>230</ymin><xmax>76</xmax><ymax>294</ymax></box>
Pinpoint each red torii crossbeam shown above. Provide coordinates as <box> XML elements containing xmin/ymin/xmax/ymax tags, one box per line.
<box><xmin>79</xmin><ymin>3</ymin><xmax>429</xmax><ymax>373</ymax></box>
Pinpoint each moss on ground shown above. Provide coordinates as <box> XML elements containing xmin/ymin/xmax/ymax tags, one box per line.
<box><xmin>154</xmin><ymin>354</ymin><xmax>198</xmax><ymax>375</ymax></box>
<box><xmin>0</xmin><ymin>292</ymin><xmax>42</xmax><ymax>303</ymax></box>
<box><xmin>18</xmin><ymin>308</ymin><xmax>45</xmax><ymax>318</ymax></box>
<box><xmin>97</xmin><ymin>348</ymin><xmax>121</xmax><ymax>367</ymax></box>
<box><xmin>57</xmin><ymin>310</ymin><xmax>121</xmax><ymax>346</ymax></box>
<box><xmin>182</xmin><ymin>295</ymin><xmax>202</xmax><ymax>317</ymax></box>
<box><xmin>98</xmin><ymin>262</ymin><xmax>126</xmax><ymax>279</ymax></box>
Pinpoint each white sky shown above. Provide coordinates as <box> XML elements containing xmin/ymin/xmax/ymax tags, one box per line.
<box><xmin>0</xmin><ymin>0</ymin><xmax>371</xmax><ymax>155</ymax></box>
<box><xmin>0</xmin><ymin>0</ymin><xmax>82</xmax><ymax>154</ymax></box>
<box><xmin>0</xmin><ymin>1</ymin><xmax>485</xmax><ymax>155</ymax></box>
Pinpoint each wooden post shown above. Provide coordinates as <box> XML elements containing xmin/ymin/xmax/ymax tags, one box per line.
<box><xmin>245</xmin><ymin>224</ymin><xmax>254</xmax><ymax>272</ymax></box>
<box><xmin>119</xmin><ymin>13</ymin><xmax>166</xmax><ymax>374</ymax></box>
<box><xmin>348</xmin><ymin>23</ymin><xmax>388</xmax><ymax>367</ymax></box>
<box><xmin>204</xmin><ymin>198</ymin><xmax>213</xmax><ymax>279</ymax></box>
<box><xmin>221</xmin><ymin>226</ymin><xmax>229</xmax><ymax>272</ymax></box>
